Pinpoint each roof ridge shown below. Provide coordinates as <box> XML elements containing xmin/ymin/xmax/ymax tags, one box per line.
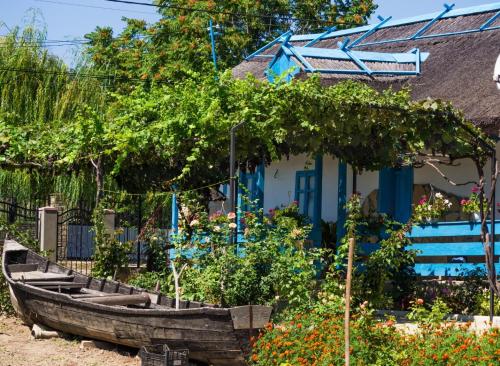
<box><xmin>290</xmin><ymin>2</ymin><xmax>500</xmax><ymax>42</ymax></box>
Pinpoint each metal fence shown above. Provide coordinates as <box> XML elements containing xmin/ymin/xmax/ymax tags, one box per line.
<box><xmin>0</xmin><ymin>199</ymin><xmax>39</xmax><ymax>240</ymax></box>
<box><xmin>1</xmin><ymin>195</ymin><xmax>173</xmax><ymax>275</ymax></box>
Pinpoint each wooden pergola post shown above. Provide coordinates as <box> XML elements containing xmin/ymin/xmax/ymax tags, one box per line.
<box><xmin>344</xmin><ymin>237</ymin><xmax>355</xmax><ymax>366</ymax></box>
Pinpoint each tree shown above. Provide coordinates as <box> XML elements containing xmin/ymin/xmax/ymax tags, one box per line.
<box><xmin>84</xmin><ymin>0</ymin><xmax>377</xmax><ymax>85</ymax></box>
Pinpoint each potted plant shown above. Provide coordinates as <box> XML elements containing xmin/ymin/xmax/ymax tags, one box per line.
<box><xmin>414</xmin><ymin>192</ymin><xmax>452</xmax><ymax>224</ymax></box>
<box><xmin>460</xmin><ymin>186</ymin><xmax>482</xmax><ymax>222</ymax></box>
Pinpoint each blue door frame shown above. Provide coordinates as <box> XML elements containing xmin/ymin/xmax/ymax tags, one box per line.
<box><xmin>294</xmin><ymin>156</ymin><xmax>323</xmax><ymax>245</ymax></box>
<box><xmin>378</xmin><ymin>166</ymin><xmax>414</xmax><ymax>222</ymax></box>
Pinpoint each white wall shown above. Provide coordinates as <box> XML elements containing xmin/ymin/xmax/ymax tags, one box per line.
<box><xmin>264</xmin><ymin>155</ymin><xmax>379</xmax><ymax>223</ymax></box>
<box><xmin>264</xmin><ymin>154</ymin><xmax>311</xmax><ymax>214</ymax></box>
<box><xmin>262</xmin><ymin>143</ymin><xmax>500</xmax><ymax>223</ymax></box>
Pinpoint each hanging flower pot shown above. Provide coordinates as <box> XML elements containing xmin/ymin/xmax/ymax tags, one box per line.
<box><xmin>471</xmin><ymin>212</ymin><xmax>481</xmax><ymax>222</ymax></box>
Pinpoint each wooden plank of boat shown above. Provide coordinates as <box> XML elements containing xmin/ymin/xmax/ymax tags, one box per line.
<box><xmin>229</xmin><ymin>305</ymin><xmax>273</xmax><ymax>329</ymax></box>
<box><xmin>11</xmin><ymin>271</ymin><xmax>75</xmax><ymax>282</ymax></box>
<box><xmin>71</xmin><ymin>293</ymin><xmax>124</xmax><ymax>299</ymax></box>
<box><xmin>80</xmin><ymin>293</ymin><xmax>151</xmax><ymax>306</ymax></box>
<box><xmin>7</xmin><ymin>264</ymin><xmax>38</xmax><ymax>273</ymax></box>
<box><xmin>25</xmin><ymin>281</ymin><xmax>87</xmax><ymax>289</ymax></box>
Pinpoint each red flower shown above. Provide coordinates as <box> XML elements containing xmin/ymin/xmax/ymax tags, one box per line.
<box><xmin>472</xmin><ymin>186</ymin><xmax>480</xmax><ymax>193</ymax></box>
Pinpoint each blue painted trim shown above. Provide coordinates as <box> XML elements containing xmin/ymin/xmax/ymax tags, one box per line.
<box><xmin>378</xmin><ymin>168</ymin><xmax>395</xmax><ymax>216</ymax></box>
<box><xmin>256</xmin><ymin>164</ymin><xmax>265</xmax><ymax>210</ymax></box>
<box><xmin>394</xmin><ymin>167</ymin><xmax>414</xmax><ymax>223</ymax></box>
<box><xmin>348</xmin><ymin>15</ymin><xmax>392</xmax><ymax>48</ymax></box>
<box><xmin>208</xmin><ymin>19</ymin><xmax>218</xmax><ymax>75</ymax></box>
<box><xmin>336</xmin><ymin>162</ymin><xmax>347</xmax><ymax>244</ymax></box>
<box><xmin>246</xmin><ymin>30</ymin><xmax>293</xmax><ymax>60</ymax></box>
<box><xmin>304</xmin><ymin>26</ymin><xmax>337</xmax><ymax>47</ymax></box>
<box><xmin>414</xmin><ymin>263</ymin><xmax>498</xmax><ymax>277</ymax></box>
<box><xmin>360</xmin><ymin>241</ymin><xmax>500</xmax><ymax>256</ymax></box>
<box><xmin>288</xmin><ymin>2</ymin><xmax>500</xmax><ymax>43</ymax></box>
<box><xmin>294</xmin><ymin>170</ymin><xmax>316</xmax><ymax>217</ymax></box>
<box><xmin>409</xmin><ymin>220</ymin><xmax>500</xmax><ymax>238</ymax></box>
<box><xmin>171</xmin><ymin>193</ymin><xmax>178</xmax><ymax>234</ymax></box>
<box><xmin>284</xmin><ymin>44</ymin><xmax>316</xmax><ymax>72</ymax></box>
<box><xmin>288</xmin><ymin>47</ymin><xmax>429</xmax><ymax>63</ymax></box>
<box><xmin>410</xmin><ymin>3</ymin><xmax>455</xmax><ymax>40</ymax></box>
<box><xmin>480</xmin><ymin>10</ymin><xmax>500</xmax><ymax>30</ymax></box>
<box><xmin>313</xmin><ymin>155</ymin><xmax>323</xmax><ymax>246</ymax></box>
<box><xmin>344</xmin><ymin>49</ymin><xmax>372</xmax><ymax>75</ymax></box>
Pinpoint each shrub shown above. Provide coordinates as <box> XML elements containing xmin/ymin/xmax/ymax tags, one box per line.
<box><xmin>91</xmin><ymin>207</ymin><xmax>132</xmax><ymax>279</ymax></box>
<box><xmin>166</xmin><ymin>201</ymin><xmax>326</xmax><ymax>309</ymax></box>
<box><xmin>251</xmin><ymin>305</ymin><xmax>500</xmax><ymax>366</ymax></box>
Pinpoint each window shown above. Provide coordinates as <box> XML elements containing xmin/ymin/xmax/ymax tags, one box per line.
<box><xmin>295</xmin><ymin>170</ymin><xmax>316</xmax><ymax>219</ymax></box>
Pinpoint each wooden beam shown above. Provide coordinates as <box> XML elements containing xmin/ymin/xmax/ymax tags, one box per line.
<box><xmin>81</xmin><ymin>294</ymin><xmax>151</xmax><ymax>306</ymax></box>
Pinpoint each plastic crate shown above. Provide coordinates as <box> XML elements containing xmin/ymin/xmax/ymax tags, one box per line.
<box><xmin>139</xmin><ymin>344</ymin><xmax>189</xmax><ymax>366</ymax></box>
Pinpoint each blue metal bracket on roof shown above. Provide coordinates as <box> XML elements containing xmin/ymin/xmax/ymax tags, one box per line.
<box><xmin>282</xmin><ymin>44</ymin><xmax>316</xmax><ymax>72</ymax></box>
<box><xmin>304</xmin><ymin>26</ymin><xmax>337</xmax><ymax>47</ymax></box>
<box><xmin>480</xmin><ymin>10</ymin><xmax>500</xmax><ymax>30</ymax></box>
<box><xmin>348</xmin><ymin>15</ymin><xmax>392</xmax><ymax>49</ymax></box>
<box><xmin>410</xmin><ymin>3</ymin><xmax>455</xmax><ymax>40</ymax></box>
<box><xmin>279</xmin><ymin>45</ymin><xmax>426</xmax><ymax>76</ymax></box>
<box><xmin>245</xmin><ymin>30</ymin><xmax>293</xmax><ymax>60</ymax></box>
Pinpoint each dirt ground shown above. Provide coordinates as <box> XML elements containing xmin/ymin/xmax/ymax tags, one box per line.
<box><xmin>0</xmin><ymin>316</ymin><xmax>139</xmax><ymax>366</ymax></box>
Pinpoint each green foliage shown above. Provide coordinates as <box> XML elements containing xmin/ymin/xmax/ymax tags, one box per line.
<box><xmin>91</xmin><ymin>205</ymin><xmax>132</xmax><ymax>279</ymax></box>
<box><xmin>407</xmin><ymin>298</ymin><xmax>451</xmax><ymax>328</ymax></box>
<box><xmin>332</xmin><ymin>195</ymin><xmax>417</xmax><ymax>309</ymax></box>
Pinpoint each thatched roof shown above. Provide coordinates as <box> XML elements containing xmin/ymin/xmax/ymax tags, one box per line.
<box><xmin>233</xmin><ymin>3</ymin><xmax>500</xmax><ymax>134</ymax></box>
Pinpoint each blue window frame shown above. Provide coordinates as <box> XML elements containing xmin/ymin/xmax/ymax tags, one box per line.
<box><xmin>295</xmin><ymin>170</ymin><xmax>316</xmax><ymax>219</ymax></box>
<box><xmin>238</xmin><ymin>165</ymin><xmax>265</xmax><ymax>212</ymax></box>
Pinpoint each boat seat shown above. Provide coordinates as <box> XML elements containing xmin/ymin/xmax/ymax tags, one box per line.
<box><xmin>25</xmin><ymin>281</ymin><xmax>87</xmax><ymax>289</ymax></box>
<box><xmin>7</xmin><ymin>264</ymin><xmax>38</xmax><ymax>273</ymax></box>
<box><xmin>11</xmin><ymin>271</ymin><xmax>75</xmax><ymax>282</ymax></box>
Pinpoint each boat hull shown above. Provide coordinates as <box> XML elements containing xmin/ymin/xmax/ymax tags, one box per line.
<box><xmin>2</xmin><ymin>240</ymin><xmax>270</xmax><ymax>366</ymax></box>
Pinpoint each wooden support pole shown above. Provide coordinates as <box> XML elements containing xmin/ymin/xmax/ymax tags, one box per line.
<box><xmin>344</xmin><ymin>237</ymin><xmax>355</xmax><ymax>366</ymax></box>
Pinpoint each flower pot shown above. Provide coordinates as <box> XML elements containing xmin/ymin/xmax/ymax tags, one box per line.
<box><xmin>471</xmin><ymin>212</ymin><xmax>481</xmax><ymax>222</ymax></box>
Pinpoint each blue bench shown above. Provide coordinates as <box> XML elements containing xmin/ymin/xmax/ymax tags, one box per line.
<box><xmin>361</xmin><ymin>221</ymin><xmax>500</xmax><ymax>277</ymax></box>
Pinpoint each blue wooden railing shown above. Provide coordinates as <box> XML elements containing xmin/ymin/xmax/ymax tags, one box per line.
<box><xmin>361</xmin><ymin>221</ymin><xmax>500</xmax><ymax>277</ymax></box>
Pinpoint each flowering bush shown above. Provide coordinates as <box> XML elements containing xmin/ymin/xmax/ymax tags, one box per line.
<box><xmin>146</xmin><ymin>201</ymin><xmax>326</xmax><ymax>309</ymax></box>
<box><xmin>414</xmin><ymin>192</ymin><xmax>452</xmax><ymax>222</ymax></box>
<box><xmin>461</xmin><ymin>185</ymin><xmax>483</xmax><ymax>215</ymax></box>
<box><xmin>251</xmin><ymin>304</ymin><xmax>500</xmax><ymax>366</ymax></box>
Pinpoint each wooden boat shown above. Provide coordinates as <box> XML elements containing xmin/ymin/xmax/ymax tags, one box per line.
<box><xmin>2</xmin><ymin>240</ymin><xmax>272</xmax><ymax>366</ymax></box>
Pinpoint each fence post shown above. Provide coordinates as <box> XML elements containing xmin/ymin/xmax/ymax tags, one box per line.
<box><xmin>103</xmin><ymin>209</ymin><xmax>115</xmax><ymax>236</ymax></box>
<box><xmin>38</xmin><ymin>207</ymin><xmax>58</xmax><ymax>261</ymax></box>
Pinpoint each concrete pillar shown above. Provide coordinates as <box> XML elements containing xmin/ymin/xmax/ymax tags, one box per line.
<box><xmin>103</xmin><ymin>209</ymin><xmax>115</xmax><ymax>236</ymax></box>
<box><xmin>38</xmin><ymin>207</ymin><xmax>58</xmax><ymax>261</ymax></box>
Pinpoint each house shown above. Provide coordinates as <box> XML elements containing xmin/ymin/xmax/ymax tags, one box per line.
<box><xmin>225</xmin><ymin>2</ymin><xmax>500</xmax><ymax>249</ymax></box>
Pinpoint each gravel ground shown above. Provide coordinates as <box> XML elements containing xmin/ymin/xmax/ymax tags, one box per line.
<box><xmin>0</xmin><ymin>316</ymin><xmax>139</xmax><ymax>366</ymax></box>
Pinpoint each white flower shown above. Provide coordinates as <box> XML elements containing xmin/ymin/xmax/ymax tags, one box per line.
<box><xmin>229</xmin><ymin>222</ymin><xmax>237</xmax><ymax>229</ymax></box>
<box><xmin>189</xmin><ymin>219</ymin><xmax>200</xmax><ymax>227</ymax></box>
<box><xmin>213</xmin><ymin>225</ymin><xmax>221</xmax><ymax>232</ymax></box>
<box><xmin>435</xmin><ymin>192</ymin><xmax>443</xmax><ymax>198</ymax></box>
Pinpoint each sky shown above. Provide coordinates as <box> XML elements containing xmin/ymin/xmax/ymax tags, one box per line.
<box><xmin>0</xmin><ymin>0</ymin><xmax>496</xmax><ymax>64</ymax></box>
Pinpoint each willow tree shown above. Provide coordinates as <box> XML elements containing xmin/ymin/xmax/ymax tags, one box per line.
<box><xmin>0</xmin><ymin>25</ymin><xmax>107</xmax><ymax>204</ymax></box>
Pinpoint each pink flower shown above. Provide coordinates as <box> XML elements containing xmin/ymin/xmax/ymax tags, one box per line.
<box><xmin>228</xmin><ymin>222</ymin><xmax>237</xmax><ymax>229</ymax></box>
<box><xmin>416</xmin><ymin>298</ymin><xmax>424</xmax><ymax>305</ymax></box>
<box><xmin>472</xmin><ymin>186</ymin><xmax>480</xmax><ymax>193</ymax></box>
<box><xmin>227</xmin><ymin>212</ymin><xmax>236</xmax><ymax>219</ymax></box>
<box><xmin>292</xmin><ymin>200</ymin><xmax>299</xmax><ymax>206</ymax></box>
<box><xmin>418</xmin><ymin>195</ymin><xmax>428</xmax><ymax>205</ymax></box>
<box><xmin>460</xmin><ymin>199</ymin><xmax>469</xmax><ymax>206</ymax></box>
